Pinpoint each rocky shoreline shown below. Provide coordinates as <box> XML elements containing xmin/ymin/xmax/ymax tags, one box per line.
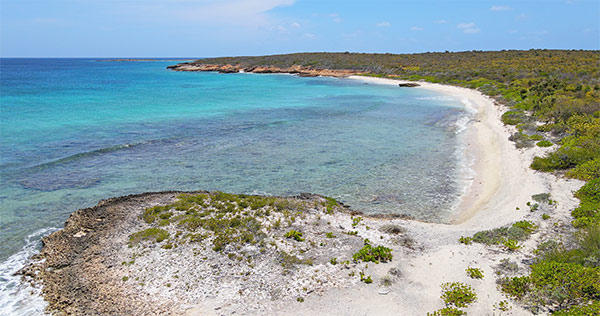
<box><xmin>166</xmin><ymin>63</ymin><xmax>358</xmax><ymax>77</ymax></box>
<box><xmin>20</xmin><ymin>191</ymin><xmax>418</xmax><ymax>315</ymax></box>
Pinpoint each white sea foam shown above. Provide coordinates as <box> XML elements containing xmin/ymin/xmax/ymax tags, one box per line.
<box><xmin>0</xmin><ymin>228</ymin><xmax>56</xmax><ymax>316</ymax></box>
<box><xmin>449</xmin><ymin>98</ymin><xmax>477</xmax><ymax>215</ymax></box>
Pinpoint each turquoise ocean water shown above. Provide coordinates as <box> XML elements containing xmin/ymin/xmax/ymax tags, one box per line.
<box><xmin>0</xmin><ymin>59</ymin><xmax>469</xmax><ymax>313</ymax></box>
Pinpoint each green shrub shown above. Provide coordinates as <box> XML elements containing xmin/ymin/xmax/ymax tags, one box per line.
<box><xmin>129</xmin><ymin>228</ymin><xmax>169</xmax><ymax>244</ymax></box>
<box><xmin>551</xmin><ymin>300</ymin><xmax>600</xmax><ymax>316</ymax></box>
<box><xmin>352</xmin><ymin>216</ymin><xmax>363</xmax><ymax>227</ymax></box>
<box><xmin>575</xmin><ymin>178</ymin><xmax>600</xmax><ymax>204</ymax></box>
<box><xmin>502</xmin><ymin>110</ymin><xmax>527</xmax><ymax>125</ymax></box>
<box><xmin>542</xmin><ymin>213</ymin><xmax>551</xmax><ymax>220</ymax></box>
<box><xmin>359</xmin><ymin>271</ymin><xmax>373</xmax><ymax>284</ymax></box>
<box><xmin>427</xmin><ymin>307</ymin><xmax>466</xmax><ymax>316</ymax></box>
<box><xmin>499</xmin><ymin>276</ymin><xmax>530</xmax><ymax>299</ymax></box>
<box><xmin>325</xmin><ymin>232</ymin><xmax>336</xmax><ymax>238</ymax></box>
<box><xmin>440</xmin><ymin>282</ymin><xmax>477</xmax><ymax>308</ymax></box>
<box><xmin>532</xmin><ymin>193</ymin><xmax>551</xmax><ymax>203</ymax></box>
<box><xmin>458</xmin><ymin>236</ymin><xmax>473</xmax><ymax>245</ymax></box>
<box><xmin>284</xmin><ymin>230</ymin><xmax>304</xmax><ymax>242</ymax></box>
<box><xmin>466</xmin><ymin>267</ymin><xmax>484</xmax><ymax>279</ymax></box>
<box><xmin>567</xmin><ymin>158</ymin><xmax>600</xmax><ymax>181</ymax></box>
<box><xmin>536</xmin><ymin>140</ymin><xmax>553</xmax><ymax>147</ymax></box>
<box><xmin>471</xmin><ymin>220</ymin><xmax>537</xmax><ymax>245</ymax></box>
<box><xmin>352</xmin><ymin>242</ymin><xmax>393</xmax><ymax>263</ymax></box>
<box><xmin>330</xmin><ymin>257</ymin><xmax>338</xmax><ymax>265</ymax></box>
<box><xmin>503</xmin><ymin>239</ymin><xmax>521</xmax><ymax>251</ymax></box>
<box><xmin>528</xmin><ymin>260</ymin><xmax>600</xmax><ymax>307</ymax></box>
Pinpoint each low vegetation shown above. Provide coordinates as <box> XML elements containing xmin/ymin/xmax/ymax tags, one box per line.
<box><xmin>465</xmin><ymin>267</ymin><xmax>484</xmax><ymax>279</ymax></box>
<box><xmin>469</xmin><ymin>220</ymin><xmax>537</xmax><ymax>246</ymax></box>
<box><xmin>352</xmin><ymin>240</ymin><xmax>393</xmax><ymax>264</ymax></box>
<box><xmin>182</xmin><ymin>50</ymin><xmax>600</xmax><ymax>313</ymax></box>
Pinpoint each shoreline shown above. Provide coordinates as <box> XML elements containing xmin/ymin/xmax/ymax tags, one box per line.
<box><xmin>18</xmin><ymin>71</ymin><xmax>587</xmax><ymax>315</ymax></box>
<box><xmin>346</xmin><ymin>75</ymin><xmax>503</xmax><ymax>225</ymax></box>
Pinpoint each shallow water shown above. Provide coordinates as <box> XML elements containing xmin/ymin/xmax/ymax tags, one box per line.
<box><xmin>0</xmin><ymin>59</ymin><xmax>468</xmax><ymax>310</ymax></box>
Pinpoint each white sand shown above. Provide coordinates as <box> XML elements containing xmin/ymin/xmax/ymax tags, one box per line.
<box><xmin>177</xmin><ymin>75</ymin><xmax>584</xmax><ymax>316</ymax></box>
<box><xmin>265</xmin><ymin>76</ymin><xmax>584</xmax><ymax>315</ymax></box>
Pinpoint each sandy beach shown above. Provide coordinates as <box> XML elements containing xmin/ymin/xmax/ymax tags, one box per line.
<box><xmin>20</xmin><ymin>75</ymin><xmax>586</xmax><ymax>316</ymax></box>
<box><xmin>275</xmin><ymin>75</ymin><xmax>585</xmax><ymax>315</ymax></box>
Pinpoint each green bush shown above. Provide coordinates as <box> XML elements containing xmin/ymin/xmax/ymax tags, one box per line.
<box><xmin>352</xmin><ymin>242</ymin><xmax>393</xmax><ymax>263</ymax></box>
<box><xmin>466</xmin><ymin>267</ymin><xmax>484</xmax><ymax>279</ymax></box>
<box><xmin>529</xmin><ymin>260</ymin><xmax>600</xmax><ymax>306</ymax></box>
<box><xmin>471</xmin><ymin>220</ymin><xmax>537</xmax><ymax>245</ymax></box>
<box><xmin>284</xmin><ymin>230</ymin><xmax>304</xmax><ymax>242</ymax></box>
<box><xmin>536</xmin><ymin>140</ymin><xmax>554</xmax><ymax>147</ymax></box>
<box><xmin>502</xmin><ymin>110</ymin><xmax>527</xmax><ymax>125</ymax></box>
<box><xmin>551</xmin><ymin>300</ymin><xmax>600</xmax><ymax>316</ymax></box>
<box><xmin>576</xmin><ymin>178</ymin><xmax>600</xmax><ymax>204</ymax></box>
<box><xmin>129</xmin><ymin>228</ymin><xmax>169</xmax><ymax>244</ymax></box>
<box><xmin>458</xmin><ymin>236</ymin><xmax>473</xmax><ymax>245</ymax></box>
<box><xmin>440</xmin><ymin>282</ymin><xmax>477</xmax><ymax>308</ymax></box>
<box><xmin>567</xmin><ymin>158</ymin><xmax>600</xmax><ymax>181</ymax></box>
<box><xmin>503</xmin><ymin>239</ymin><xmax>521</xmax><ymax>251</ymax></box>
<box><xmin>427</xmin><ymin>307</ymin><xmax>466</xmax><ymax>316</ymax></box>
<box><xmin>500</xmin><ymin>276</ymin><xmax>530</xmax><ymax>299</ymax></box>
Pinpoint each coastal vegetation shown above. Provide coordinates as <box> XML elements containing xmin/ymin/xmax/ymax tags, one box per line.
<box><xmin>428</xmin><ymin>282</ymin><xmax>477</xmax><ymax>315</ymax></box>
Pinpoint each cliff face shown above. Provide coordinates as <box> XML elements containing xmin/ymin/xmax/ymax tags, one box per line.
<box><xmin>167</xmin><ymin>63</ymin><xmax>358</xmax><ymax>78</ymax></box>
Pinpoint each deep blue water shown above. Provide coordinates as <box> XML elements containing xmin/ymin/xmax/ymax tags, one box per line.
<box><xmin>0</xmin><ymin>59</ymin><xmax>467</xmax><ymax>309</ymax></box>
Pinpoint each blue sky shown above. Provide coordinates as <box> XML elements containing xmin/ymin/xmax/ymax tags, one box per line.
<box><xmin>1</xmin><ymin>0</ymin><xmax>598</xmax><ymax>57</ymax></box>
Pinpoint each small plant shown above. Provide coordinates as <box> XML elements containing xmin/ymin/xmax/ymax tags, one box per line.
<box><xmin>296</xmin><ymin>297</ymin><xmax>304</xmax><ymax>303</ymax></box>
<box><xmin>122</xmin><ymin>276</ymin><xmax>129</xmax><ymax>282</ymax></box>
<box><xmin>440</xmin><ymin>282</ymin><xmax>477</xmax><ymax>308</ymax></box>
<box><xmin>466</xmin><ymin>267</ymin><xmax>484</xmax><ymax>279</ymax></box>
<box><xmin>352</xmin><ymin>216</ymin><xmax>363</xmax><ymax>228</ymax></box>
<box><xmin>325</xmin><ymin>232</ymin><xmax>336</xmax><ymax>238</ymax></box>
<box><xmin>529</xmin><ymin>203</ymin><xmax>539</xmax><ymax>212</ymax></box>
<box><xmin>503</xmin><ymin>238</ymin><xmax>521</xmax><ymax>251</ymax></box>
<box><xmin>379</xmin><ymin>224</ymin><xmax>406</xmax><ymax>235</ymax></box>
<box><xmin>494</xmin><ymin>300</ymin><xmax>511</xmax><ymax>312</ymax></box>
<box><xmin>380</xmin><ymin>275</ymin><xmax>393</xmax><ymax>287</ymax></box>
<box><xmin>427</xmin><ymin>307</ymin><xmax>466</xmax><ymax>316</ymax></box>
<box><xmin>359</xmin><ymin>271</ymin><xmax>372</xmax><ymax>284</ymax></box>
<box><xmin>536</xmin><ymin>140</ymin><xmax>553</xmax><ymax>147</ymax></box>
<box><xmin>330</xmin><ymin>257</ymin><xmax>338</xmax><ymax>265</ymax></box>
<box><xmin>129</xmin><ymin>228</ymin><xmax>169</xmax><ymax>245</ymax></box>
<box><xmin>458</xmin><ymin>236</ymin><xmax>473</xmax><ymax>245</ymax></box>
<box><xmin>542</xmin><ymin>213</ymin><xmax>550</xmax><ymax>220</ymax></box>
<box><xmin>284</xmin><ymin>230</ymin><xmax>304</xmax><ymax>242</ymax></box>
<box><xmin>532</xmin><ymin>193</ymin><xmax>551</xmax><ymax>203</ymax></box>
<box><xmin>352</xmin><ymin>243</ymin><xmax>393</xmax><ymax>263</ymax></box>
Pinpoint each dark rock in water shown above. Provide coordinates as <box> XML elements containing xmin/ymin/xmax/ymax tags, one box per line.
<box><xmin>398</xmin><ymin>83</ymin><xmax>420</xmax><ymax>87</ymax></box>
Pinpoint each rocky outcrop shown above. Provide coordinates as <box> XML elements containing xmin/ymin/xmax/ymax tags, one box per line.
<box><xmin>398</xmin><ymin>83</ymin><xmax>420</xmax><ymax>87</ymax></box>
<box><xmin>19</xmin><ymin>191</ymin><xmax>413</xmax><ymax>315</ymax></box>
<box><xmin>166</xmin><ymin>63</ymin><xmax>357</xmax><ymax>78</ymax></box>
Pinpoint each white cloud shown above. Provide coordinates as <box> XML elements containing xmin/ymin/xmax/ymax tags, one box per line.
<box><xmin>410</xmin><ymin>26</ymin><xmax>424</xmax><ymax>31</ymax></box>
<box><xmin>463</xmin><ymin>28</ymin><xmax>481</xmax><ymax>34</ymax></box>
<box><xmin>376</xmin><ymin>21</ymin><xmax>391</xmax><ymax>27</ymax></box>
<box><xmin>457</xmin><ymin>22</ymin><xmax>480</xmax><ymax>34</ymax></box>
<box><xmin>490</xmin><ymin>5</ymin><xmax>512</xmax><ymax>11</ymax></box>
<box><xmin>291</xmin><ymin>22</ymin><xmax>301</xmax><ymax>28</ymax></box>
<box><xmin>434</xmin><ymin>20</ymin><xmax>448</xmax><ymax>24</ymax></box>
<box><xmin>329</xmin><ymin>13</ymin><xmax>342</xmax><ymax>23</ymax></box>
<box><xmin>163</xmin><ymin>0</ymin><xmax>296</xmax><ymax>26</ymax></box>
<box><xmin>457</xmin><ymin>22</ymin><xmax>475</xmax><ymax>29</ymax></box>
<box><xmin>303</xmin><ymin>32</ymin><xmax>316</xmax><ymax>39</ymax></box>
